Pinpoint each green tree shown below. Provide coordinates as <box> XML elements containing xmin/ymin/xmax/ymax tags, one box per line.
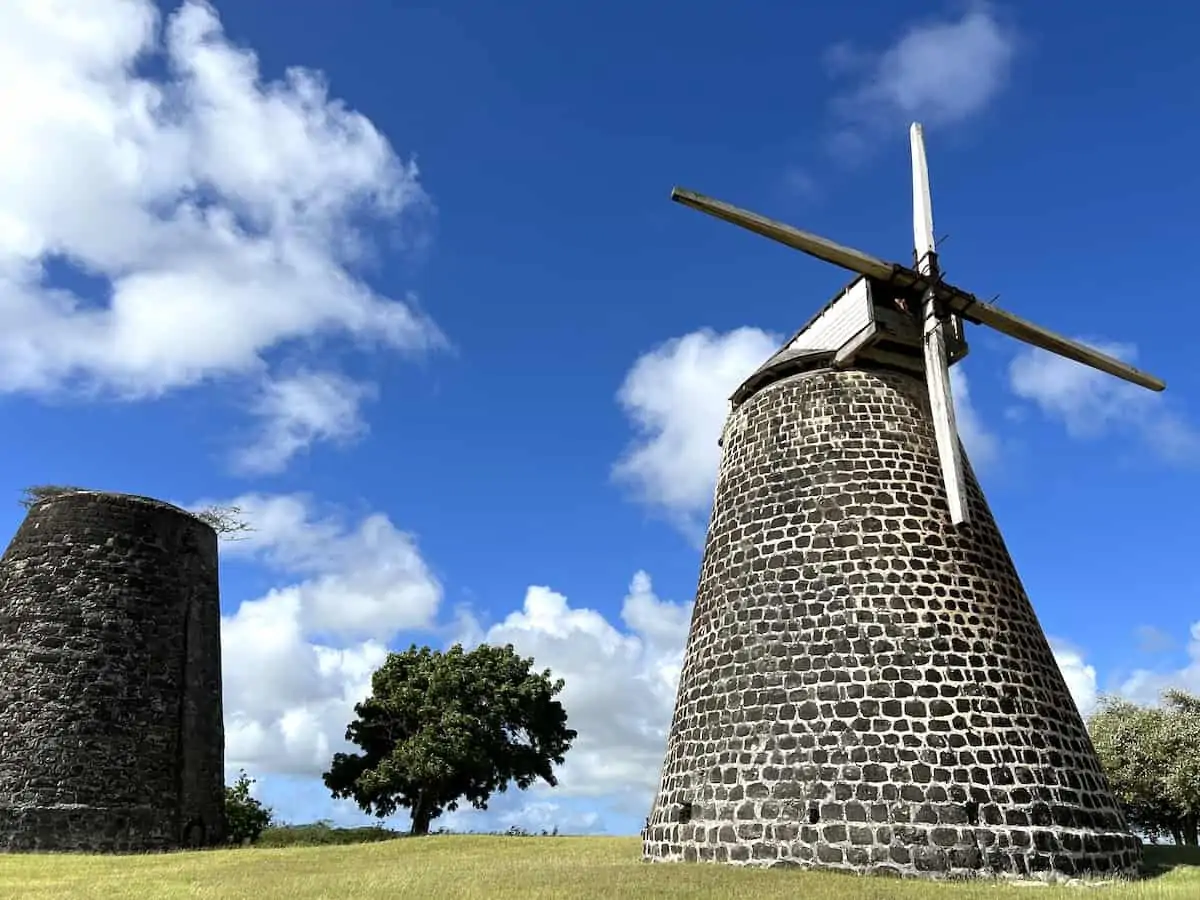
<box><xmin>1088</xmin><ymin>689</ymin><xmax>1200</xmax><ymax>845</ymax></box>
<box><xmin>323</xmin><ymin>643</ymin><xmax>577</xmax><ymax>836</ymax></box>
<box><xmin>224</xmin><ymin>770</ymin><xmax>274</xmax><ymax>845</ymax></box>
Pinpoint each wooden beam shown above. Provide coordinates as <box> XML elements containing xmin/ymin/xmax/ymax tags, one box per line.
<box><xmin>910</xmin><ymin>124</ymin><xmax>970</xmax><ymax>527</ymax></box>
<box><xmin>670</xmin><ymin>188</ymin><xmax>897</xmax><ymax>282</ymax></box>
<box><xmin>941</xmin><ymin>291</ymin><xmax>1165</xmax><ymax>392</ymax></box>
<box><xmin>833</xmin><ymin>322</ymin><xmax>879</xmax><ymax>368</ymax></box>
<box><xmin>670</xmin><ymin>185</ymin><xmax>1165</xmax><ymax>393</ymax></box>
<box><xmin>924</xmin><ymin>315</ymin><xmax>970</xmax><ymax>525</ymax></box>
<box><xmin>878</xmin><ymin>266</ymin><xmax>1164</xmax><ymax>392</ymax></box>
<box><xmin>910</xmin><ymin>123</ymin><xmax>936</xmax><ymax>266</ymax></box>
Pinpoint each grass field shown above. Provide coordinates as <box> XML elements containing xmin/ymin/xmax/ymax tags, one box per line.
<box><xmin>0</xmin><ymin>838</ymin><xmax>1197</xmax><ymax>900</ymax></box>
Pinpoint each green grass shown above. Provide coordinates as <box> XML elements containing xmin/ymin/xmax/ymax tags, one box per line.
<box><xmin>0</xmin><ymin>838</ymin><xmax>1196</xmax><ymax>900</ymax></box>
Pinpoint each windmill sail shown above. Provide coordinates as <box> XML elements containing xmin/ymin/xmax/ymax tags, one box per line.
<box><xmin>669</xmin><ymin>188</ymin><xmax>896</xmax><ymax>281</ymax></box>
<box><xmin>910</xmin><ymin>122</ymin><xmax>970</xmax><ymax>525</ymax></box>
<box><xmin>942</xmin><ymin>295</ymin><xmax>1164</xmax><ymax>391</ymax></box>
<box><xmin>668</xmin><ymin>190</ymin><xmax>1165</xmax><ymax>393</ymax></box>
<box><xmin>910</xmin><ymin>123</ymin><xmax>937</xmax><ymax>269</ymax></box>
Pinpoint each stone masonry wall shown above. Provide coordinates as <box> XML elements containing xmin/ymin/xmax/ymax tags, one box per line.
<box><xmin>643</xmin><ymin>363</ymin><xmax>1140</xmax><ymax>879</ymax></box>
<box><xmin>0</xmin><ymin>491</ymin><xmax>226</xmax><ymax>851</ymax></box>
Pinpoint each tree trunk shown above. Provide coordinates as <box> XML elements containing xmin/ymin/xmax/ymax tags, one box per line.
<box><xmin>1170</xmin><ymin>823</ymin><xmax>1183</xmax><ymax>845</ymax></box>
<box><xmin>1184</xmin><ymin>813</ymin><xmax>1199</xmax><ymax>846</ymax></box>
<box><xmin>409</xmin><ymin>793</ymin><xmax>434</xmax><ymax>836</ymax></box>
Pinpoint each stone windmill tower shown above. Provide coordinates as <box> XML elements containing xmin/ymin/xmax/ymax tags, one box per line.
<box><xmin>0</xmin><ymin>490</ymin><xmax>226</xmax><ymax>852</ymax></box>
<box><xmin>643</xmin><ymin>125</ymin><xmax>1161</xmax><ymax>880</ymax></box>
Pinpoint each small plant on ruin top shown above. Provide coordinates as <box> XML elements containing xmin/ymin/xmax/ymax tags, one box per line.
<box><xmin>193</xmin><ymin>504</ymin><xmax>254</xmax><ymax>541</ymax></box>
<box><xmin>18</xmin><ymin>484</ymin><xmax>87</xmax><ymax>509</ymax></box>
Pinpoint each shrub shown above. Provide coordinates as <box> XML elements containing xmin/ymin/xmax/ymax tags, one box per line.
<box><xmin>256</xmin><ymin>821</ymin><xmax>402</xmax><ymax>847</ymax></box>
<box><xmin>225</xmin><ymin>770</ymin><xmax>274</xmax><ymax>845</ymax></box>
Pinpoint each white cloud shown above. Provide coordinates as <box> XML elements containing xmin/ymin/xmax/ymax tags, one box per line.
<box><xmin>828</xmin><ymin>5</ymin><xmax>1016</xmax><ymax>135</ymax></box>
<box><xmin>1050</xmin><ymin>639</ymin><xmax>1100</xmax><ymax>718</ymax></box>
<box><xmin>1134</xmin><ymin>625</ymin><xmax>1175</xmax><ymax>655</ymax></box>
<box><xmin>0</xmin><ymin>0</ymin><xmax>441</xmax><ymax>452</ymax></box>
<box><xmin>1118</xmin><ymin>621</ymin><xmax>1200</xmax><ymax>705</ymax></box>
<box><xmin>457</xmin><ymin>580</ymin><xmax>1107</xmax><ymax>815</ymax></box>
<box><xmin>208</xmin><ymin>493</ymin><xmax>442</xmax><ymax>778</ymax></box>
<box><xmin>457</xmin><ymin>572</ymin><xmax>691</xmax><ymax>813</ymax></box>
<box><xmin>613</xmin><ymin>327</ymin><xmax>779</xmax><ymax>533</ymax></box>
<box><xmin>1053</xmin><ymin>624</ymin><xmax>1200</xmax><ymax>717</ymax></box>
<box><xmin>234</xmin><ymin>371</ymin><xmax>376</xmax><ymax>474</ymax></box>
<box><xmin>614</xmin><ymin>328</ymin><xmax>1000</xmax><ymax>534</ymax></box>
<box><xmin>222</xmin><ymin>591</ymin><xmax>390</xmax><ymax>777</ymax></box>
<box><xmin>220</xmin><ymin>548</ymin><xmax>691</xmax><ymax>820</ymax></box>
<box><xmin>220</xmin><ymin>492</ymin><xmax>443</xmax><ymax>639</ymax></box>
<box><xmin>439</xmin><ymin>796</ymin><xmax>606</xmax><ymax>836</ymax></box>
<box><xmin>783</xmin><ymin>167</ymin><xmax>818</xmax><ymax>199</ymax></box>
<box><xmin>950</xmin><ymin>366</ymin><xmax>999</xmax><ymax>470</ymax></box>
<box><xmin>1008</xmin><ymin>341</ymin><xmax>1198</xmax><ymax>463</ymax></box>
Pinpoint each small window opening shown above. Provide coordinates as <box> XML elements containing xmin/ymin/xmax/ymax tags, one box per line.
<box><xmin>807</xmin><ymin>806</ymin><xmax>820</xmax><ymax>825</ymax></box>
<box><xmin>678</xmin><ymin>802</ymin><xmax>693</xmax><ymax>824</ymax></box>
<box><xmin>965</xmin><ymin>801</ymin><xmax>980</xmax><ymax>826</ymax></box>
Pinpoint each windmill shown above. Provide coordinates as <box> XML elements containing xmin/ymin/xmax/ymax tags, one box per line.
<box><xmin>643</xmin><ymin>124</ymin><xmax>1154</xmax><ymax>879</ymax></box>
<box><xmin>671</xmin><ymin>123</ymin><xmax>1164</xmax><ymax>525</ymax></box>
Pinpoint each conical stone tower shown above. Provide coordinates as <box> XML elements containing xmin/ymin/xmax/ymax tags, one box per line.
<box><xmin>642</xmin><ymin>323</ymin><xmax>1141</xmax><ymax>879</ymax></box>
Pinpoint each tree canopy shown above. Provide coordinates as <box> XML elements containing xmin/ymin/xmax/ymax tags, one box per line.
<box><xmin>1088</xmin><ymin>689</ymin><xmax>1200</xmax><ymax>845</ymax></box>
<box><xmin>323</xmin><ymin>643</ymin><xmax>577</xmax><ymax>835</ymax></box>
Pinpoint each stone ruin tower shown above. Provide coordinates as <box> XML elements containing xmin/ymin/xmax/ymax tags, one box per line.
<box><xmin>0</xmin><ymin>490</ymin><xmax>226</xmax><ymax>852</ymax></box>
<box><xmin>642</xmin><ymin>279</ymin><xmax>1143</xmax><ymax>879</ymax></box>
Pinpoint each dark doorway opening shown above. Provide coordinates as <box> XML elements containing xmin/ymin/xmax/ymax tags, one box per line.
<box><xmin>184</xmin><ymin>819</ymin><xmax>205</xmax><ymax>848</ymax></box>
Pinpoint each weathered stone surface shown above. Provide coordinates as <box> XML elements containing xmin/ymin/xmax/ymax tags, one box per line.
<box><xmin>643</xmin><ymin>361</ymin><xmax>1140</xmax><ymax>880</ymax></box>
<box><xmin>0</xmin><ymin>491</ymin><xmax>226</xmax><ymax>852</ymax></box>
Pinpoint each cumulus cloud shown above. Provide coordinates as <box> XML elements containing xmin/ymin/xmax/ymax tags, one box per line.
<box><xmin>614</xmin><ymin>328</ymin><xmax>999</xmax><ymax>535</ymax></box>
<box><xmin>1008</xmin><ymin>341</ymin><xmax>1198</xmax><ymax>463</ymax></box>
<box><xmin>0</xmin><ymin>0</ymin><xmax>441</xmax><ymax>464</ymax></box>
<box><xmin>1049</xmin><ymin>639</ymin><xmax>1100</xmax><ymax>718</ymax></box>
<box><xmin>950</xmin><ymin>366</ymin><xmax>999</xmax><ymax>471</ymax></box>
<box><xmin>1134</xmin><ymin>625</ymin><xmax>1175</xmax><ymax>655</ymax></box>
<box><xmin>613</xmin><ymin>327</ymin><xmax>779</xmax><ymax>534</ymax></box>
<box><xmin>205</xmin><ymin>493</ymin><xmax>442</xmax><ymax>777</ymax></box>
<box><xmin>219</xmin><ymin>492</ymin><xmax>443</xmax><ymax>639</ymax></box>
<box><xmin>1052</xmin><ymin>625</ymin><xmax>1200</xmax><ymax>716</ymax></box>
<box><xmin>456</xmin><ymin>572</ymin><xmax>691</xmax><ymax>813</ymax></box>
<box><xmin>218</xmin><ymin>519</ymin><xmax>691</xmax><ymax>826</ymax></box>
<box><xmin>439</xmin><ymin>795</ymin><xmax>606</xmax><ymax>836</ymax></box>
<box><xmin>234</xmin><ymin>371</ymin><xmax>377</xmax><ymax>474</ymax></box>
<box><xmin>827</xmin><ymin>4</ymin><xmax>1016</xmax><ymax>148</ymax></box>
<box><xmin>1118</xmin><ymin>621</ymin><xmax>1200</xmax><ymax>705</ymax></box>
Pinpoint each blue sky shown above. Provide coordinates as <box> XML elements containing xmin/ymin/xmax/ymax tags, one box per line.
<box><xmin>1</xmin><ymin>0</ymin><xmax>1197</xmax><ymax>836</ymax></box>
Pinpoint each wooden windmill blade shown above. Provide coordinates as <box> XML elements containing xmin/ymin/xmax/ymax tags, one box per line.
<box><xmin>938</xmin><ymin>291</ymin><xmax>1166</xmax><ymax>392</ymax></box>
<box><xmin>910</xmin><ymin>122</ymin><xmax>970</xmax><ymax>525</ymax></box>
<box><xmin>670</xmin><ymin>188</ymin><xmax>898</xmax><ymax>281</ymax></box>
<box><xmin>669</xmin><ymin>189</ymin><xmax>1166</xmax><ymax>394</ymax></box>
